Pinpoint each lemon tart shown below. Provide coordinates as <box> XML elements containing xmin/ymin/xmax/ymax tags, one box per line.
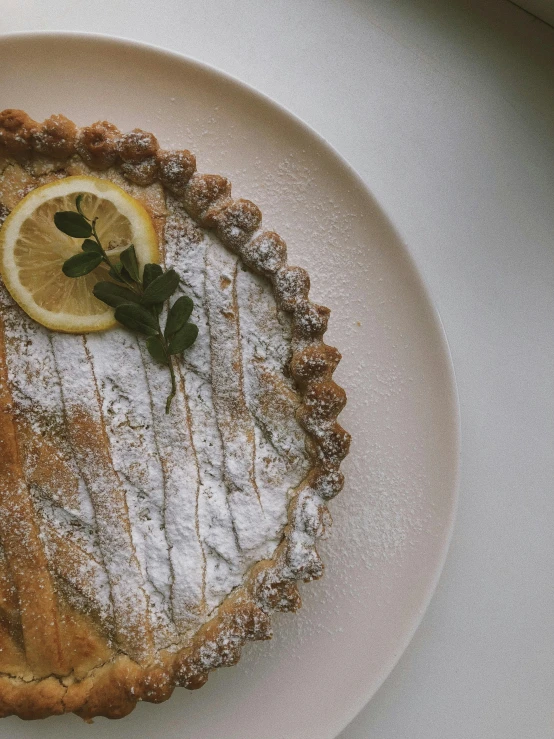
<box><xmin>0</xmin><ymin>110</ymin><xmax>350</xmax><ymax>720</ymax></box>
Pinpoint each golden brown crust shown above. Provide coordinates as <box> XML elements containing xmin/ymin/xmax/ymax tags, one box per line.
<box><xmin>30</xmin><ymin>114</ymin><xmax>78</xmax><ymax>160</ymax></box>
<box><xmin>75</xmin><ymin>121</ymin><xmax>121</xmax><ymax>170</ymax></box>
<box><xmin>0</xmin><ymin>110</ymin><xmax>37</xmax><ymax>159</ymax></box>
<box><xmin>182</xmin><ymin>172</ymin><xmax>232</xmax><ymax>220</ymax></box>
<box><xmin>117</xmin><ymin>129</ymin><xmax>160</xmax><ymax>185</ymax></box>
<box><xmin>0</xmin><ymin>111</ymin><xmax>350</xmax><ymax>720</ymax></box>
<box><xmin>203</xmin><ymin>198</ymin><xmax>262</xmax><ymax>249</ymax></box>
<box><xmin>119</xmin><ymin>129</ymin><xmax>159</xmax><ymax>162</ymax></box>
<box><xmin>242</xmin><ymin>231</ymin><xmax>287</xmax><ymax>275</ymax></box>
<box><xmin>157</xmin><ymin>149</ymin><xmax>196</xmax><ymax>195</ymax></box>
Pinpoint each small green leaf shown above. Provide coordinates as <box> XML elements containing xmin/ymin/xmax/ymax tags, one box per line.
<box><xmin>120</xmin><ymin>245</ymin><xmax>140</xmax><ymax>283</ymax></box>
<box><xmin>121</xmin><ymin>265</ymin><xmax>136</xmax><ymax>282</ymax></box>
<box><xmin>108</xmin><ymin>264</ymin><xmax>125</xmax><ymax>283</ymax></box>
<box><xmin>114</xmin><ymin>304</ymin><xmax>160</xmax><ymax>336</ymax></box>
<box><xmin>93</xmin><ymin>282</ymin><xmax>141</xmax><ymax>308</ymax></box>
<box><xmin>146</xmin><ymin>336</ymin><xmax>169</xmax><ymax>365</ymax></box>
<box><xmin>82</xmin><ymin>239</ymin><xmax>102</xmax><ymax>254</ymax></box>
<box><xmin>75</xmin><ymin>194</ymin><xmax>85</xmax><ymax>217</ymax></box>
<box><xmin>109</xmin><ymin>262</ymin><xmax>136</xmax><ymax>286</ymax></box>
<box><xmin>62</xmin><ymin>252</ymin><xmax>103</xmax><ymax>278</ymax></box>
<box><xmin>168</xmin><ymin>322</ymin><xmax>198</xmax><ymax>354</ymax></box>
<box><xmin>143</xmin><ymin>263</ymin><xmax>163</xmax><ymax>289</ymax></box>
<box><xmin>165</xmin><ymin>295</ymin><xmax>194</xmax><ymax>339</ymax></box>
<box><xmin>54</xmin><ymin>211</ymin><xmax>92</xmax><ymax>238</ymax></box>
<box><xmin>141</xmin><ymin>269</ymin><xmax>180</xmax><ymax>305</ymax></box>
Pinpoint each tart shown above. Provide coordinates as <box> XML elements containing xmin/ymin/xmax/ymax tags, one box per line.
<box><xmin>0</xmin><ymin>110</ymin><xmax>350</xmax><ymax>720</ymax></box>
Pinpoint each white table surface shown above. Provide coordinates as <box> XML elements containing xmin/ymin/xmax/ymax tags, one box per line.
<box><xmin>1</xmin><ymin>1</ymin><xmax>553</xmax><ymax>737</ymax></box>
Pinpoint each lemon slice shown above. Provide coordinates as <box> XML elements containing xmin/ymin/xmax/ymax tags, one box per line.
<box><xmin>0</xmin><ymin>175</ymin><xmax>159</xmax><ymax>333</ymax></box>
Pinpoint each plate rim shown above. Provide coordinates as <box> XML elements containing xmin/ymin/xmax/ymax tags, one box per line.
<box><xmin>0</xmin><ymin>30</ymin><xmax>461</xmax><ymax>737</ymax></box>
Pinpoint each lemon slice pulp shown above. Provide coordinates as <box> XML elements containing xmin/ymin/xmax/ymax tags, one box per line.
<box><xmin>0</xmin><ymin>175</ymin><xmax>159</xmax><ymax>333</ymax></box>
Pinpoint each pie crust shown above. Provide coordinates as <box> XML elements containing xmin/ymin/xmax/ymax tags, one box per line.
<box><xmin>0</xmin><ymin>111</ymin><xmax>350</xmax><ymax>720</ymax></box>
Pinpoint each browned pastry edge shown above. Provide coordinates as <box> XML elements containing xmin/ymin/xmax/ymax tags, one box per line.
<box><xmin>0</xmin><ymin>111</ymin><xmax>351</xmax><ymax>721</ymax></box>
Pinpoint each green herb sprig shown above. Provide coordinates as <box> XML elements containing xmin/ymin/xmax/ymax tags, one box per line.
<box><xmin>56</xmin><ymin>195</ymin><xmax>198</xmax><ymax>413</ymax></box>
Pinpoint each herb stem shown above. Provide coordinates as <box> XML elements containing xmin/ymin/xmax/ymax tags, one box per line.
<box><xmin>166</xmin><ymin>357</ymin><xmax>177</xmax><ymax>414</ymax></box>
<box><xmin>90</xmin><ymin>217</ymin><xmax>101</xmax><ymax>248</ymax></box>
<box><xmin>88</xmin><ymin>217</ymin><xmax>114</xmax><ymax>272</ymax></box>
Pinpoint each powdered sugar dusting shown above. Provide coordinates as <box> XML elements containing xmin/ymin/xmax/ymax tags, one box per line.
<box><xmin>0</xmin><ymin>166</ymin><xmax>312</xmax><ymax>655</ymax></box>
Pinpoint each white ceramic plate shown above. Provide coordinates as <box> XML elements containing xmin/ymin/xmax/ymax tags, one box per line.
<box><xmin>0</xmin><ymin>32</ymin><xmax>459</xmax><ymax>738</ymax></box>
